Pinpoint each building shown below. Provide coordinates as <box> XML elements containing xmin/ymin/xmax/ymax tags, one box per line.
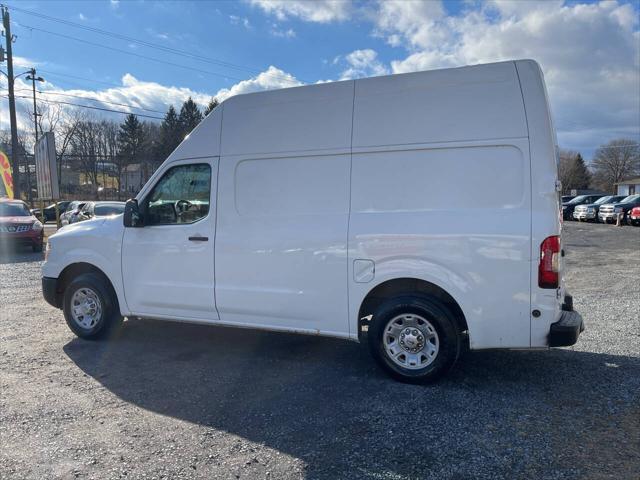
<box><xmin>122</xmin><ymin>163</ymin><xmax>145</xmax><ymax>194</ymax></box>
<box><xmin>615</xmin><ymin>178</ymin><xmax>640</xmax><ymax>196</ymax></box>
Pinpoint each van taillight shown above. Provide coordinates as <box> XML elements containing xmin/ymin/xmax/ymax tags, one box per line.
<box><xmin>539</xmin><ymin>236</ymin><xmax>560</xmax><ymax>289</ymax></box>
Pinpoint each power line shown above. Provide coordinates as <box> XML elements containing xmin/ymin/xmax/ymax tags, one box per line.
<box><xmin>3</xmin><ymin>94</ymin><xmax>164</xmax><ymax>119</ymax></box>
<box><xmin>38</xmin><ymin>69</ymin><xmax>127</xmax><ymax>89</ymax></box>
<box><xmin>15</xmin><ymin>23</ymin><xmax>251</xmax><ymax>82</ymax></box>
<box><xmin>7</xmin><ymin>4</ymin><xmax>301</xmax><ymax>84</ymax></box>
<box><xmin>14</xmin><ymin>88</ymin><xmax>166</xmax><ymax>114</ymax></box>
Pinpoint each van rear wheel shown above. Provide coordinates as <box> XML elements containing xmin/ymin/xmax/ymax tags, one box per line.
<box><xmin>63</xmin><ymin>273</ymin><xmax>122</xmax><ymax>340</ymax></box>
<box><xmin>368</xmin><ymin>295</ymin><xmax>461</xmax><ymax>383</ymax></box>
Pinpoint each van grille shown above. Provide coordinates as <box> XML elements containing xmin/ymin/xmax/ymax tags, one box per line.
<box><xmin>600</xmin><ymin>206</ymin><xmax>614</xmax><ymax>214</ymax></box>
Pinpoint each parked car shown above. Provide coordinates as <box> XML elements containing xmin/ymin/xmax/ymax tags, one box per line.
<box><xmin>60</xmin><ymin>201</ymin><xmax>88</xmax><ymax>226</ymax></box>
<box><xmin>628</xmin><ymin>206</ymin><xmax>640</xmax><ymax>226</ymax></box>
<box><xmin>562</xmin><ymin>194</ymin><xmax>605</xmax><ymax>220</ymax></box>
<box><xmin>30</xmin><ymin>201</ymin><xmax>72</xmax><ymax>223</ymax></box>
<box><xmin>572</xmin><ymin>195</ymin><xmax>625</xmax><ymax>222</ymax></box>
<box><xmin>75</xmin><ymin>201</ymin><xmax>125</xmax><ymax>223</ymax></box>
<box><xmin>42</xmin><ymin>60</ymin><xmax>583</xmax><ymax>384</ymax></box>
<box><xmin>0</xmin><ymin>198</ymin><xmax>44</xmax><ymax>252</ymax></box>
<box><xmin>598</xmin><ymin>194</ymin><xmax>640</xmax><ymax>224</ymax></box>
<box><xmin>561</xmin><ymin>195</ymin><xmax>576</xmax><ymax>203</ymax></box>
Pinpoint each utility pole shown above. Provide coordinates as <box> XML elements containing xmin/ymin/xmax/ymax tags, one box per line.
<box><xmin>1</xmin><ymin>5</ymin><xmax>21</xmax><ymax>199</ymax></box>
<box><xmin>26</xmin><ymin>68</ymin><xmax>44</xmax><ymax>204</ymax></box>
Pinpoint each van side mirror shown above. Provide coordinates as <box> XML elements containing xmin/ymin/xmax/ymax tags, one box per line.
<box><xmin>123</xmin><ymin>198</ymin><xmax>143</xmax><ymax>227</ymax></box>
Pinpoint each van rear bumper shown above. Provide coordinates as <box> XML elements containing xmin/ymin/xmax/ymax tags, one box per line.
<box><xmin>548</xmin><ymin>298</ymin><xmax>584</xmax><ymax>347</ymax></box>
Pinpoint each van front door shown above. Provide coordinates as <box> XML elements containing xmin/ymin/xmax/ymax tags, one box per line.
<box><xmin>121</xmin><ymin>159</ymin><xmax>218</xmax><ymax>321</ymax></box>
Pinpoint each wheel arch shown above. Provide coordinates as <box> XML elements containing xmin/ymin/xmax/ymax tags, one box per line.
<box><xmin>357</xmin><ymin>277</ymin><xmax>468</xmax><ymax>342</ymax></box>
<box><xmin>55</xmin><ymin>262</ymin><xmax>120</xmax><ymax>313</ymax></box>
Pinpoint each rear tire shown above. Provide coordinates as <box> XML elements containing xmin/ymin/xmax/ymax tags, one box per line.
<box><xmin>63</xmin><ymin>273</ymin><xmax>122</xmax><ymax>340</ymax></box>
<box><xmin>367</xmin><ymin>295</ymin><xmax>461</xmax><ymax>384</ymax></box>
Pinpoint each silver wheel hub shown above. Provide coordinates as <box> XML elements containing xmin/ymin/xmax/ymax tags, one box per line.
<box><xmin>70</xmin><ymin>287</ymin><xmax>102</xmax><ymax>329</ymax></box>
<box><xmin>383</xmin><ymin>314</ymin><xmax>439</xmax><ymax>370</ymax></box>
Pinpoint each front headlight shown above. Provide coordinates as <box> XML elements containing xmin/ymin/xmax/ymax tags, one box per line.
<box><xmin>32</xmin><ymin>220</ymin><xmax>43</xmax><ymax>231</ymax></box>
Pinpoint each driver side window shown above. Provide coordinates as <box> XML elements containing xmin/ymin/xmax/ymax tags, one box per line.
<box><xmin>144</xmin><ymin>163</ymin><xmax>211</xmax><ymax>226</ymax></box>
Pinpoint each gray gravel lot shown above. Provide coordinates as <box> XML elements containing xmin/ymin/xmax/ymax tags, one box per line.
<box><xmin>1</xmin><ymin>221</ymin><xmax>639</xmax><ymax>480</ymax></box>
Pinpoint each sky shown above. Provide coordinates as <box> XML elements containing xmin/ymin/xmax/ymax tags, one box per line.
<box><xmin>0</xmin><ymin>0</ymin><xmax>639</xmax><ymax>160</ymax></box>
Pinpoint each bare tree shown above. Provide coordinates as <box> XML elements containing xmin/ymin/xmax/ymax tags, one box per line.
<box><xmin>591</xmin><ymin>139</ymin><xmax>640</xmax><ymax>193</ymax></box>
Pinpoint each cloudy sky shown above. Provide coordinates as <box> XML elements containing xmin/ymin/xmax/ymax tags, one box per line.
<box><xmin>1</xmin><ymin>0</ymin><xmax>638</xmax><ymax>160</ymax></box>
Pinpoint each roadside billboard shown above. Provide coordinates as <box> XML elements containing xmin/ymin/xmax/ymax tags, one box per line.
<box><xmin>0</xmin><ymin>149</ymin><xmax>13</xmax><ymax>198</ymax></box>
<box><xmin>35</xmin><ymin>132</ymin><xmax>59</xmax><ymax>199</ymax></box>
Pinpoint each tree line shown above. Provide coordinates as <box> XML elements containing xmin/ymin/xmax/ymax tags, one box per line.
<box><xmin>559</xmin><ymin>139</ymin><xmax>639</xmax><ymax>194</ymax></box>
<box><xmin>1</xmin><ymin>96</ymin><xmax>220</xmax><ymax>199</ymax></box>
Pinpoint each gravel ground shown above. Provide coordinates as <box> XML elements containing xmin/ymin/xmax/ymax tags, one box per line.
<box><xmin>1</xmin><ymin>221</ymin><xmax>639</xmax><ymax>480</ymax></box>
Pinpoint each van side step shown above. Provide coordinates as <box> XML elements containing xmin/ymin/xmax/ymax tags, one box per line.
<box><xmin>548</xmin><ymin>310</ymin><xmax>584</xmax><ymax>347</ymax></box>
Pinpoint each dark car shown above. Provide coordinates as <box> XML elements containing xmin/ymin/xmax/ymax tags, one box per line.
<box><xmin>73</xmin><ymin>201</ymin><xmax>125</xmax><ymax>223</ymax></box>
<box><xmin>561</xmin><ymin>194</ymin><xmax>605</xmax><ymax>221</ymax></box>
<box><xmin>572</xmin><ymin>195</ymin><xmax>626</xmax><ymax>222</ymax></box>
<box><xmin>31</xmin><ymin>201</ymin><xmax>72</xmax><ymax>223</ymax></box>
<box><xmin>598</xmin><ymin>194</ymin><xmax>640</xmax><ymax>224</ymax></box>
<box><xmin>0</xmin><ymin>198</ymin><xmax>44</xmax><ymax>252</ymax></box>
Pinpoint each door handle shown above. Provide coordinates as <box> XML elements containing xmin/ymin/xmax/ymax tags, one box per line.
<box><xmin>188</xmin><ymin>236</ymin><xmax>209</xmax><ymax>242</ymax></box>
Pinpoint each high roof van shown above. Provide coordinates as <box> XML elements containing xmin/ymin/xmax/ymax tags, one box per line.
<box><xmin>42</xmin><ymin>60</ymin><xmax>583</xmax><ymax>383</ymax></box>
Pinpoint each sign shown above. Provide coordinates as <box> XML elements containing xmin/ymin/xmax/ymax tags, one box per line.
<box><xmin>0</xmin><ymin>150</ymin><xmax>13</xmax><ymax>198</ymax></box>
<box><xmin>35</xmin><ymin>132</ymin><xmax>59</xmax><ymax>199</ymax></box>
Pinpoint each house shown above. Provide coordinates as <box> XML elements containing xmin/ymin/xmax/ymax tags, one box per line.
<box><xmin>615</xmin><ymin>177</ymin><xmax>640</xmax><ymax>196</ymax></box>
<box><xmin>122</xmin><ymin>163</ymin><xmax>145</xmax><ymax>194</ymax></box>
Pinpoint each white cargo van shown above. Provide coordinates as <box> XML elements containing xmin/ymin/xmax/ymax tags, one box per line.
<box><xmin>42</xmin><ymin>60</ymin><xmax>583</xmax><ymax>383</ymax></box>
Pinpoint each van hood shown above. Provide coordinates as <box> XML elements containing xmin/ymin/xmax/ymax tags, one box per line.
<box><xmin>50</xmin><ymin>215</ymin><xmax>123</xmax><ymax>240</ymax></box>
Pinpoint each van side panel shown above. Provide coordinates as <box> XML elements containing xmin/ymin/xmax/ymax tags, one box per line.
<box><xmin>214</xmin><ymin>81</ymin><xmax>354</xmax><ymax>338</ymax></box>
<box><xmin>349</xmin><ymin>62</ymin><xmax>533</xmax><ymax>349</ymax></box>
<box><xmin>515</xmin><ymin>60</ymin><xmax>563</xmax><ymax>347</ymax></box>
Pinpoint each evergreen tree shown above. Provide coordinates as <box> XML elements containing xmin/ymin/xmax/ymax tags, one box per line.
<box><xmin>204</xmin><ymin>97</ymin><xmax>219</xmax><ymax>116</ymax></box>
<box><xmin>158</xmin><ymin>105</ymin><xmax>182</xmax><ymax>161</ymax></box>
<box><xmin>117</xmin><ymin>114</ymin><xmax>148</xmax><ymax>190</ymax></box>
<box><xmin>571</xmin><ymin>153</ymin><xmax>591</xmax><ymax>190</ymax></box>
<box><xmin>178</xmin><ymin>97</ymin><xmax>203</xmax><ymax>137</ymax></box>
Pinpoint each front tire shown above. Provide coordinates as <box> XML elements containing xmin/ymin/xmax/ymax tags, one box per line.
<box><xmin>63</xmin><ymin>273</ymin><xmax>122</xmax><ymax>340</ymax></box>
<box><xmin>368</xmin><ymin>296</ymin><xmax>461</xmax><ymax>384</ymax></box>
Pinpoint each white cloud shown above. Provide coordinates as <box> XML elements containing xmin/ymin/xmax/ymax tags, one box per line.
<box><xmin>371</xmin><ymin>0</ymin><xmax>446</xmax><ymax>49</ymax></box>
<box><xmin>247</xmin><ymin>0</ymin><xmax>352</xmax><ymax>23</ymax></box>
<box><xmin>78</xmin><ymin>13</ymin><xmax>87</xmax><ymax>21</ymax></box>
<box><xmin>270</xmin><ymin>24</ymin><xmax>296</xmax><ymax>38</ymax></box>
<box><xmin>214</xmin><ymin>66</ymin><xmax>302</xmax><ymax>101</ymax></box>
<box><xmin>373</xmin><ymin>0</ymin><xmax>640</xmax><ymax>155</ymax></box>
<box><xmin>338</xmin><ymin>49</ymin><xmax>389</xmax><ymax>80</ymax></box>
<box><xmin>1</xmin><ymin>67</ymin><xmax>303</xmax><ymax>132</ymax></box>
<box><xmin>229</xmin><ymin>15</ymin><xmax>252</xmax><ymax>29</ymax></box>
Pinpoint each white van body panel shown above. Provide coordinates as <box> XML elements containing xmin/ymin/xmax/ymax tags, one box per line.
<box><xmin>515</xmin><ymin>60</ymin><xmax>563</xmax><ymax>347</ymax></box>
<box><xmin>42</xmin><ymin>217</ymin><xmax>129</xmax><ymax>313</ymax></box>
<box><xmin>44</xmin><ymin>60</ymin><xmax>563</xmax><ymax>349</ymax></box>
<box><xmin>215</xmin><ymin>81</ymin><xmax>353</xmax><ymax>338</ymax></box>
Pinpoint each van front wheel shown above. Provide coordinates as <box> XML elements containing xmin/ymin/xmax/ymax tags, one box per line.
<box><xmin>368</xmin><ymin>296</ymin><xmax>461</xmax><ymax>383</ymax></box>
<box><xmin>63</xmin><ymin>273</ymin><xmax>122</xmax><ymax>340</ymax></box>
